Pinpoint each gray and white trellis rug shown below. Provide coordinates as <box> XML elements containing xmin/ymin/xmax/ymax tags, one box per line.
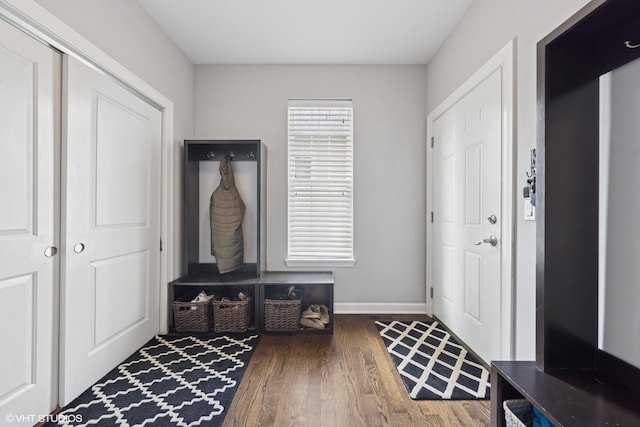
<box><xmin>376</xmin><ymin>320</ymin><xmax>490</xmax><ymax>400</ymax></box>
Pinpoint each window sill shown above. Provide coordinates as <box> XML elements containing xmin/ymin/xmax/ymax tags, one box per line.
<box><xmin>285</xmin><ymin>258</ymin><xmax>356</xmax><ymax>268</ymax></box>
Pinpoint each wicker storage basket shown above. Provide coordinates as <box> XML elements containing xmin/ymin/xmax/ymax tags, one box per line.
<box><xmin>173</xmin><ymin>294</ymin><xmax>212</xmax><ymax>332</ymax></box>
<box><xmin>264</xmin><ymin>299</ymin><xmax>301</xmax><ymax>331</ymax></box>
<box><xmin>503</xmin><ymin>399</ymin><xmax>533</xmax><ymax>427</ymax></box>
<box><xmin>212</xmin><ymin>299</ymin><xmax>252</xmax><ymax>333</ymax></box>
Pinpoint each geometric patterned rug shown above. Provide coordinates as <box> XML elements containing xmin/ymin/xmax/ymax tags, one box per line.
<box><xmin>375</xmin><ymin>320</ymin><xmax>490</xmax><ymax>400</ymax></box>
<box><xmin>44</xmin><ymin>334</ymin><xmax>259</xmax><ymax>427</ymax></box>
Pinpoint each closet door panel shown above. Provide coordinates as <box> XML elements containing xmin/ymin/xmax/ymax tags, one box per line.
<box><xmin>61</xmin><ymin>56</ymin><xmax>162</xmax><ymax>404</ymax></box>
<box><xmin>94</xmin><ymin>96</ymin><xmax>151</xmax><ymax>226</ymax></box>
<box><xmin>0</xmin><ymin>45</ymin><xmax>33</xmax><ymax>235</ymax></box>
<box><xmin>0</xmin><ymin>275</ymin><xmax>35</xmax><ymax>400</ymax></box>
<box><xmin>91</xmin><ymin>251</ymin><xmax>148</xmax><ymax>345</ymax></box>
<box><xmin>0</xmin><ymin>20</ymin><xmax>60</xmax><ymax>420</ymax></box>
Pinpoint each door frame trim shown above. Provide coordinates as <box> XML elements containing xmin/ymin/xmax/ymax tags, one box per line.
<box><xmin>0</xmin><ymin>0</ymin><xmax>175</xmax><ymax>335</ymax></box>
<box><xmin>426</xmin><ymin>39</ymin><xmax>516</xmax><ymax>360</ymax></box>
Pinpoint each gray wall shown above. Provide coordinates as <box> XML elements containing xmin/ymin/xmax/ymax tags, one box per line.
<box><xmin>426</xmin><ymin>0</ymin><xmax>590</xmax><ymax>358</ymax></box>
<box><xmin>194</xmin><ymin>65</ymin><xmax>428</xmax><ymax>309</ymax></box>
<box><xmin>35</xmin><ymin>0</ymin><xmax>195</xmax><ymax>277</ymax></box>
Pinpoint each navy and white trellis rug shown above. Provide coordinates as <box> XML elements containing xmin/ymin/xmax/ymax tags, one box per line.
<box><xmin>45</xmin><ymin>334</ymin><xmax>259</xmax><ymax>427</ymax></box>
<box><xmin>375</xmin><ymin>320</ymin><xmax>490</xmax><ymax>400</ymax></box>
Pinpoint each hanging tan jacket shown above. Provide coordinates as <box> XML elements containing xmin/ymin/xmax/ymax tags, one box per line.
<box><xmin>209</xmin><ymin>156</ymin><xmax>245</xmax><ymax>273</ymax></box>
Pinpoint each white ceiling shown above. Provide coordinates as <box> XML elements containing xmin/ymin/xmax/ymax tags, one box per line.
<box><xmin>136</xmin><ymin>0</ymin><xmax>474</xmax><ymax>65</ymax></box>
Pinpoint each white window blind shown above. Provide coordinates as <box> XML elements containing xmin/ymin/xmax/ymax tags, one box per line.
<box><xmin>287</xmin><ymin>99</ymin><xmax>354</xmax><ymax>266</ymax></box>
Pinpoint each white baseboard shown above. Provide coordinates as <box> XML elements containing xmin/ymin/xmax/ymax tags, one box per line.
<box><xmin>334</xmin><ymin>302</ymin><xmax>427</xmax><ymax>314</ymax></box>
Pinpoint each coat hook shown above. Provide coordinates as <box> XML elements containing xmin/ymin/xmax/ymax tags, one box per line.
<box><xmin>624</xmin><ymin>40</ymin><xmax>640</xmax><ymax>49</ymax></box>
<box><xmin>206</xmin><ymin>151</ymin><xmax>217</xmax><ymax>159</ymax></box>
<box><xmin>247</xmin><ymin>151</ymin><xmax>256</xmax><ymax>159</ymax></box>
<box><xmin>228</xmin><ymin>151</ymin><xmax>236</xmax><ymax>160</ymax></box>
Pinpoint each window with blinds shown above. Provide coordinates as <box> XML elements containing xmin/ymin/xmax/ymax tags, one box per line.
<box><xmin>287</xmin><ymin>99</ymin><xmax>355</xmax><ymax>266</ymax></box>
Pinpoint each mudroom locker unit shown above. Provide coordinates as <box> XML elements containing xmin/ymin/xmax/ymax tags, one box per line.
<box><xmin>168</xmin><ymin>140</ymin><xmax>335</xmax><ymax>334</ymax></box>
<box><xmin>0</xmin><ymin>2</ymin><xmax>173</xmax><ymax>420</ymax></box>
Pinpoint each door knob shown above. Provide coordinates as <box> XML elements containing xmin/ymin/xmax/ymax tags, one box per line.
<box><xmin>44</xmin><ymin>246</ymin><xmax>58</xmax><ymax>258</ymax></box>
<box><xmin>475</xmin><ymin>236</ymin><xmax>498</xmax><ymax>247</ymax></box>
<box><xmin>73</xmin><ymin>243</ymin><xmax>85</xmax><ymax>254</ymax></box>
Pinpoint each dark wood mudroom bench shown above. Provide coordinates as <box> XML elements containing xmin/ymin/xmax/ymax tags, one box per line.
<box><xmin>169</xmin><ymin>271</ymin><xmax>334</xmax><ymax>334</ymax></box>
<box><xmin>491</xmin><ymin>361</ymin><xmax>640</xmax><ymax>426</ymax></box>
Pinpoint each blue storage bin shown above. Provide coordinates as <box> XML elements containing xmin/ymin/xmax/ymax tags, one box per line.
<box><xmin>533</xmin><ymin>406</ymin><xmax>555</xmax><ymax>427</ymax></box>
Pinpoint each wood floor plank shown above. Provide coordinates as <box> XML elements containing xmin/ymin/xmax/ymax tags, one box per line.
<box><xmin>223</xmin><ymin>314</ymin><xmax>490</xmax><ymax>427</ymax></box>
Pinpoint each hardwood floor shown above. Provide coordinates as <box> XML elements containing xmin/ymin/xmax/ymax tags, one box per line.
<box><xmin>223</xmin><ymin>314</ymin><xmax>490</xmax><ymax>427</ymax></box>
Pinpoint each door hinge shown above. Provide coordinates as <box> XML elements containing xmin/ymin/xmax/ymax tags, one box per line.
<box><xmin>160</xmin><ymin>239</ymin><xmax>163</xmax><ymax>252</ymax></box>
<box><xmin>430</xmin><ymin>211</ymin><xmax>434</xmax><ymax>223</ymax></box>
<box><xmin>430</xmin><ymin>287</ymin><xmax>434</xmax><ymax>299</ymax></box>
<box><xmin>430</xmin><ymin>136</ymin><xmax>434</xmax><ymax>148</ymax></box>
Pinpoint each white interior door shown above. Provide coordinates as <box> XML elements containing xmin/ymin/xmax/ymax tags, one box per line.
<box><xmin>61</xmin><ymin>56</ymin><xmax>162</xmax><ymax>403</ymax></box>
<box><xmin>0</xmin><ymin>20</ymin><xmax>60</xmax><ymax>421</ymax></box>
<box><xmin>432</xmin><ymin>69</ymin><xmax>503</xmax><ymax>364</ymax></box>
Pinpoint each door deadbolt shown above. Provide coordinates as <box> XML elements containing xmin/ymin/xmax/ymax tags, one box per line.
<box><xmin>488</xmin><ymin>215</ymin><xmax>497</xmax><ymax>224</ymax></box>
<box><xmin>73</xmin><ymin>243</ymin><xmax>85</xmax><ymax>254</ymax></box>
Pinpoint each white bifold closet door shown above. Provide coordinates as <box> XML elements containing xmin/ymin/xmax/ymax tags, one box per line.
<box><xmin>60</xmin><ymin>56</ymin><xmax>162</xmax><ymax>404</ymax></box>
<box><xmin>0</xmin><ymin>20</ymin><xmax>60</xmax><ymax>421</ymax></box>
